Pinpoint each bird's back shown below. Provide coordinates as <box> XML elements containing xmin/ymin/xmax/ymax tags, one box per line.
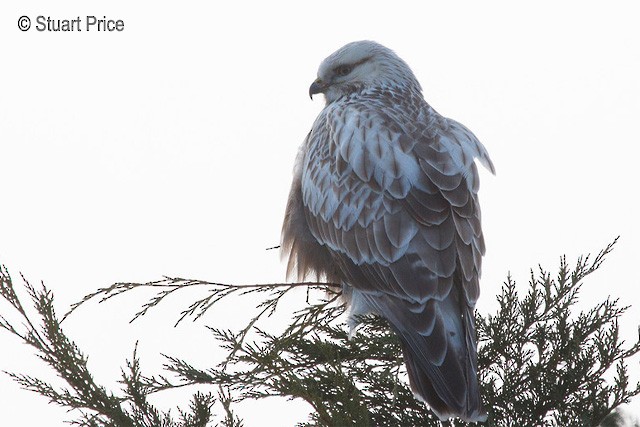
<box><xmin>282</xmin><ymin>41</ymin><xmax>493</xmax><ymax>422</ymax></box>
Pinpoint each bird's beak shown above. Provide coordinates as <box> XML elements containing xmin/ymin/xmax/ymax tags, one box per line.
<box><xmin>309</xmin><ymin>79</ymin><xmax>327</xmax><ymax>100</ymax></box>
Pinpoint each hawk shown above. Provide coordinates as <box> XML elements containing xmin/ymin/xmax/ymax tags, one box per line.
<box><xmin>281</xmin><ymin>41</ymin><xmax>494</xmax><ymax>422</ymax></box>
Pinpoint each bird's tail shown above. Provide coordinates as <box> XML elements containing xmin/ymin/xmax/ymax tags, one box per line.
<box><xmin>366</xmin><ymin>292</ymin><xmax>486</xmax><ymax>422</ymax></box>
<box><xmin>399</xmin><ymin>308</ymin><xmax>487</xmax><ymax>422</ymax></box>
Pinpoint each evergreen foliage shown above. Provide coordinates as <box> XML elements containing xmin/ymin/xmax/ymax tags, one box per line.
<box><xmin>1</xmin><ymin>239</ymin><xmax>638</xmax><ymax>426</ymax></box>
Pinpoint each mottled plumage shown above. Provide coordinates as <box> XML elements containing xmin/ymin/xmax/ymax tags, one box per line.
<box><xmin>281</xmin><ymin>41</ymin><xmax>494</xmax><ymax>422</ymax></box>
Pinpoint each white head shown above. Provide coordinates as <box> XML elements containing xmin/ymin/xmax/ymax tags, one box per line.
<box><xmin>309</xmin><ymin>41</ymin><xmax>421</xmax><ymax>103</ymax></box>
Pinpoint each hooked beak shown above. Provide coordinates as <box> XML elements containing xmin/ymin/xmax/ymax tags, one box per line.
<box><xmin>309</xmin><ymin>79</ymin><xmax>327</xmax><ymax>100</ymax></box>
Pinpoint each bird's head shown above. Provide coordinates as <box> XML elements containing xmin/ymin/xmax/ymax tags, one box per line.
<box><xmin>309</xmin><ymin>40</ymin><xmax>421</xmax><ymax>103</ymax></box>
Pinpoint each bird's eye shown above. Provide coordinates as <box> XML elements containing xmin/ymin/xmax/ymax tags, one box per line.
<box><xmin>334</xmin><ymin>65</ymin><xmax>353</xmax><ymax>77</ymax></box>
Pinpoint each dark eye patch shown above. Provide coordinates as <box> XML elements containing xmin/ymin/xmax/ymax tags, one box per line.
<box><xmin>332</xmin><ymin>56</ymin><xmax>372</xmax><ymax>79</ymax></box>
<box><xmin>334</xmin><ymin>64</ymin><xmax>353</xmax><ymax>77</ymax></box>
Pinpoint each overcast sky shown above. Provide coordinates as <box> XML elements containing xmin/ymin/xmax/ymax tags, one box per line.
<box><xmin>1</xmin><ymin>1</ymin><xmax>639</xmax><ymax>425</ymax></box>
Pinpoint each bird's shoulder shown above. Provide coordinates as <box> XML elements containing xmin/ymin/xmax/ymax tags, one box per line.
<box><xmin>303</xmin><ymin>87</ymin><xmax>492</xmax><ymax>201</ymax></box>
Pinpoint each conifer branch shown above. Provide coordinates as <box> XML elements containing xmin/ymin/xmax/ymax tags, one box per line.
<box><xmin>1</xmin><ymin>239</ymin><xmax>639</xmax><ymax>426</ymax></box>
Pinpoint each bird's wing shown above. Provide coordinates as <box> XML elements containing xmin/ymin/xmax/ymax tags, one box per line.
<box><xmin>301</xmin><ymin>101</ymin><xmax>493</xmax><ymax>305</ymax></box>
<box><xmin>300</xmin><ymin>99</ymin><xmax>493</xmax><ymax>417</ymax></box>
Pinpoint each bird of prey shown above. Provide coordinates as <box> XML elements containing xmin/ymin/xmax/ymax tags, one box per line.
<box><xmin>281</xmin><ymin>41</ymin><xmax>494</xmax><ymax>422</ymax></box>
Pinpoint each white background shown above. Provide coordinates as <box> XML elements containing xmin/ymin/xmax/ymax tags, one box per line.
<box><xmin>1</xmin><ymin>1</ymin><xmax>639</xmax><ymax>425</ymax></box>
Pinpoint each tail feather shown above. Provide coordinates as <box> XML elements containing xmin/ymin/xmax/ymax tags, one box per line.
<box><xmin>364</xmin><ymin>292</ymin><xmax>486</xmax><ymax>422</ymax></box>
<box><xmin>401</xmin><ymin>332</ymin><xmax>486</xmax><ymax>422</ymax></box>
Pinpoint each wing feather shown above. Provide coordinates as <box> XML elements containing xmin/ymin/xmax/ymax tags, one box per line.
<box><xmin>284</xmin><ymin>87</ymin><xmax>493</xmax><ymax>421</ymax></box>
<box><xmin>422</xmin><ymin>215</ymin><xmax>456</xmax><ymax>251</ymax></box>
<box><xmin>297</xmin><ymin>100</ymin><xmax>493</xmax><ymax>300</ymax></box>
<box><xmin>383</xmin><ymin>209</ymin><xmax>419</xmax><ymax>248</ymax></box>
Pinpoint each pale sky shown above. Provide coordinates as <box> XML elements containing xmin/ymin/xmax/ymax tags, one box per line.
<box><xmin>1</xmin><ymin>1</ymin><xmax>639</xmax><ymax>425</ymax></box>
